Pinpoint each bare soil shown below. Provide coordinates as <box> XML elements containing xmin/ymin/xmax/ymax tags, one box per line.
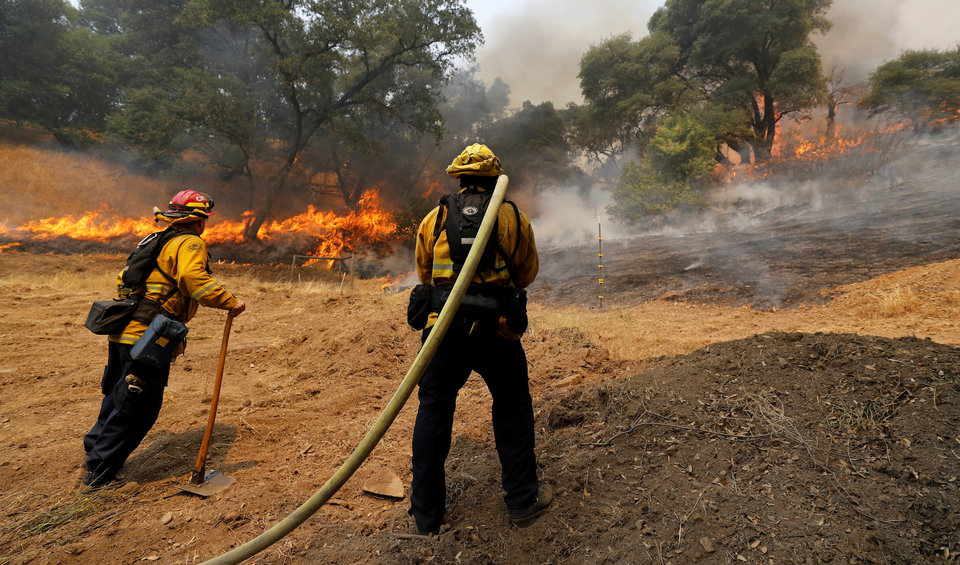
<box><xmin>1</xmin><ymin>131</ymin><xmax>960</xmax><ymax>564</ymax></box>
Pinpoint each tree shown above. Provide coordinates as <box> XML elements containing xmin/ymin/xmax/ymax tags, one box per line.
<box><xmin>648</xmin><ymin>0</ymin><xmax>832</xmax><ymax>159</ymax></box>
<box><xmin>608</xmin><ymin>113</ymin><xmax>715</xmax><ymax>221</ymax></box>
<box><xmin>572</xmin><ymin>31</ymin><xmax>693</xmax><ymax>173</ymax></box>
<box><xmin>822</xmin><ymin>66</ymin><xmax>863</xmax><ymax>140</ymax></box>
<box><xmin>859</xmin><ymin>46</ymin><xmax>960</xmax><ymax>130</ymax></box>
<box><xmin>0</xmin><ymin>0</ymin><xmax>119</xmax><ymax>144</ymax></box>
<box><xmin>107</xmin><ymin>0</ymin><xmax>480</xmax><ymax>241</ymax></box>
<box><xmin>482</xmin><ymin>100</ymin><xmax>582</xmax><ymax>194</ymax></box>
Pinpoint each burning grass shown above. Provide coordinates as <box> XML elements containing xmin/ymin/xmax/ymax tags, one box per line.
<box><xmin>0</xmin><ymin>129</ymin><xmax>404</xmax><ymax>262</ymax></box>
<box><xmin>0</xmin><ymin>141</ymin><xmax>176</xmax><ymax>226</ymax></box>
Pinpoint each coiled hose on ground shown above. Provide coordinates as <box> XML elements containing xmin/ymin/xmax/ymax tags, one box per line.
<box><xmin>200</xmin><ymin>175</ymin><xmax>511</xmax><ymax>564</ymax></box>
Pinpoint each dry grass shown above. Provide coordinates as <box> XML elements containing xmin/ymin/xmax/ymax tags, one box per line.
<box><xmin>0</xmin><ymin>143</ymin><xmax>181</xmax><ymax>225</ymax></box>
<box><xmin>0</xmin><ymin>254</ymin><xmax>119</xmax><ymax>293</ymax></box>
<box><xmin>0</xmin><ymin>488</ymin><xmax>125</xmax><ymax>564</ymax></box>
<box><xmin>865</xmin><ymin>286</ymin><xmax>926</xmax><ymax>317</ymax></box>
<box><xmin>532</xmin><ymin>261</ymin><xmax>960</xmax><ymax>364</ymax></box>
<box><xmin>220</xmin><ymin>270</ymin><xmax>388</xmax><ymax>300</ymax></box>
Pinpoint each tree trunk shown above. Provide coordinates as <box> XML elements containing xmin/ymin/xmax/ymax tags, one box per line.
<box><xmin>826</xmin><ymin>99</ymin><xmax>838</xmax><ymax>141</ymax></box>
<box><xmin>754</xmin><ymin>91</ymin><xmax>776</xmax><ymax>161</ymax></box>
<box><xmin>242</xmin><ymin>156</ymin><xmax>298</xmax><ymax>242</ymax></box>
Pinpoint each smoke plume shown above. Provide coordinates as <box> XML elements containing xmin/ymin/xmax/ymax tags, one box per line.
<box><xmin>468</xmin><ymin>0</ymin><xmax>960</xmax><ymax>108</ymax></box>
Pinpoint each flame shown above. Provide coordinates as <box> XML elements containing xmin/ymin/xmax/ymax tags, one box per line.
<box><xmin>726</xmin><ymin>121</ymin><xmax>912</xmax><ymax>183</ymax></box>
<box><xmin>4</xmin><ymin>189</ymin><xmax>399</xmax><ymax>259</ymax></box>
<box><xmin>378</xmin><ymin>273</ymin><xmax>405</xmax><ymax>294</ymax></box>
<box><xmin>423</xmin><ymin>180</ymin><xmax>444</xmax><ymax>199</ymax></box>
<box><xmin>0</xmin><ymin>242</ymin><xmax>21</xmax><ymax>253</ymax></box>
<box><xmin>203</xmin><ymin>189</ymin><xmax>397</xmax><ymax>257</ymax></box>
<box><xmin>15</xmin><ymin>206</ymin><xmax>156</xmax><ymax>242</ymax></box>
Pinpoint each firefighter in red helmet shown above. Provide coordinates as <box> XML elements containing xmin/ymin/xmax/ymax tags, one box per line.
<box><xmin>81</xmin><ymin>190</ymin><xmax>246</xmax><ymax>489</ymax></box>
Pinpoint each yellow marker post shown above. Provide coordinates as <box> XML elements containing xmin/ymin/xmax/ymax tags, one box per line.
<box><xmin>598</xmin><ymin>221</ymin><xmax>603</xmax><ymax>308</ymax></box>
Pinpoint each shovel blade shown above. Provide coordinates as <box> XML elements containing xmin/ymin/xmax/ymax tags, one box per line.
<box><xmin>179</xmin><ymin>470</ymin><xmax>235</xmax><ymax>497</ymax></box>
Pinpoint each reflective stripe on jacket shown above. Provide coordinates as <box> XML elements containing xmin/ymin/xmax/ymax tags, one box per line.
<box><xmin>110</xmin><ymin>233</ymin><xmax>237</xmax><ymax>346</ymax></box>
<box><xmin>414</xmin><ymin>186</ymin><xmax>538</xmax><ymax>337</ymax></box>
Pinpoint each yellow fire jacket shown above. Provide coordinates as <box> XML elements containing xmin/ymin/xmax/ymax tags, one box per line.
<box><xmin>109</xmin><ymin>233</ymin><xmax>238</xmax><ymax>349</ymax></box>
<box><xmin>415</xmin><ymin>187</ymin><xmax>538</xmax><ymax>338</ymax></box>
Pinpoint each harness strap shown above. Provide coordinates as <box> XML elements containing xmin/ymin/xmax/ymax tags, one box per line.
<box><xmin>131</xmin><ymin>234</ymin><xmax>195</xmax><ymax>324</ymax></box>
<box><xmin>433</xmin><ymin>192</ymin><xmax>521</xmax><ymax>278</ymax></box>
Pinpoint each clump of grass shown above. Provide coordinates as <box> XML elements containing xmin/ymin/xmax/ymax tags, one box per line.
<box><xmin>830</xmin><ymin>397</ymin><xmax>898</xmax><ymax>433</ymax></box>
<box><xmin>0</xmin><ymin>256</ymin><xmax>119</xmax><ymax>294</ymax></box>
<box><xmin>868</xmin><ymin>285</ymin><xmax>925</xmax><ymax>318</ymax></box>
<box><xmin>0</xmin><ymin>489</ymin><xmax>118</xmax><ymax>551</ymax></box>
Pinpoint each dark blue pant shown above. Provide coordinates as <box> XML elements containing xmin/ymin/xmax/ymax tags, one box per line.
<box><xmin>410</xmin><ymin>329</ymin><xmax>538</xmax><ymax>531</ymax></box>
<box><xmin>83</xmin><ymin>341</ymin><xmax>168</xmax><ymax>480</ymax></box>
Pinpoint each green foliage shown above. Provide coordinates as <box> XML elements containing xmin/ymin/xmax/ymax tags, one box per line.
<box><xmin>608</xmin><ymin>114</ymin><xmax>715</xmax><ymax>221</ymax></box>
<box><xmin>650</xmin><ymin>0</ymin><xmax>831</xmax><ymax>158</ymax></box>
<box><xmin>859</xmin><ymin>46</ymin><xmax>960</xmax><ymax>129</ymax></box>
<box><xmin>100</xmin><ymin>0</ymin><xmax>480</xmax><ymax>238</ymax></box>
<box><xmin>576</xmin><ymin>0</ymin><xmax>831</xmax><ymax>171</ymax></box>
<box><xmin>0</xmin><ymin>0</ymin><xmax>120</xmax><ymax>144</ymax></box>
<box><xmin>573</xmin><ymin>31</ymin><xmax>692</xmax><ymax>166</ymax></box>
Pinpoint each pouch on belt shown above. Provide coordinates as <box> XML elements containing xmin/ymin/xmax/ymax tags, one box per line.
<box><xmin>131</xmin><ymin>313</ymin><xmax>188</xmax><ymax>367</ymax></box>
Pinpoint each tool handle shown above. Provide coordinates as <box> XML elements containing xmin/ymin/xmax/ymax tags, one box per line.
<box><xmin>191</xmin><ymin>314</ymin><xmax>233</xmax><ymax>484</ymax></box>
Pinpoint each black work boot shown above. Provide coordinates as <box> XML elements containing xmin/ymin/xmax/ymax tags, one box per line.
<box><xmin>80</xmin><ymin>469</ymin><xmax>118</xmax><ymax>490</ymax></box>
<box><xmin>508</xmin><ymin>483</ymin><xmax>554</xmax><ymax>526</ymax></box>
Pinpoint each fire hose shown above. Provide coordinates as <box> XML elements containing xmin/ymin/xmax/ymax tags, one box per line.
<box><xmin>200</xmin><ymin>175</ymin><xmax>510</xmax><ymax>564</ymax></box>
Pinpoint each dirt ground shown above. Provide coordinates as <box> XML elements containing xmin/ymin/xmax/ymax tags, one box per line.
<box><xmin>2</xmin><ymin>131</ymin><xmax>960</xmax><ymax>564</ymax></box>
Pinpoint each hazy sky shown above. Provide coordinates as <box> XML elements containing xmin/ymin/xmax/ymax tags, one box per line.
<box><xmin>464</xmin><ymin>0</ymin><xmax>960</xmax><ymax>109</ymax></box>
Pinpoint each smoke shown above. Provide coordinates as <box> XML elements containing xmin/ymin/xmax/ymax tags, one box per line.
<box><xmin>815</xmin><ymin>0</ymin><xmax>960</xmax><ymax>83</ymax></box>
<box><xmin>468</xmin><ymin>0</ymin><xmax>960</xmax><ymax>108</ymax></box>
<box><xmin>530</xmin><ymin>184</ymin><xmax>635</xmax><ymax>249</ymax></box>
<box><xmin>466</xmin><ymin>0</ymin><xmax>661</xmax><ymax>107</ymax></box>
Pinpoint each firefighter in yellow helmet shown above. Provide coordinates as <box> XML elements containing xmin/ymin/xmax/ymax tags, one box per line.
<box><xmin>408</xmin><ymin>143</ymin><xmax>551</xmax><ymax>533</ymax></box>
<box><xmin>81</xmin><ymin>190</ymin><xmax>246</xmax><ymax>488</ymax></box>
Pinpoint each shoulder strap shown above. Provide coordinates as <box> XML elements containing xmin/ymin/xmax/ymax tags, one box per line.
<box><xmin>150</xmin><ymin>228</ymin><xmax>200</xmax><ymax>305</ymax></box>
<box><xmin>433</xmin><ymin>196</ymin><xmax>449</xmax><ymax>241</ymax></box>
<box><xmin>153</xmin><ymin>228</ymin><xmax>197</xmax><ymax>278</ymax></box>
<box><xmin>434</xmin><ymin>192</ymin><xmax>522</xmax><ymax>278</ymax></box>
<box><xmin>443</xmin><ymin>194</ymin><xmax>468</xmax><ymax>271</ymax></box>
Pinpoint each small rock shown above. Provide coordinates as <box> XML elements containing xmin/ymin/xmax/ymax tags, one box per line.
<box><xmin>160</xmin><ymin>512</ymin><xmax>174</xmax><ymax>525</ymax></box>
<box><xmin>118</xmin><ymin>481</ymin><xmax>140</xmax><ymax>496</ymax></box>
<box><xmin>65</xmin><ymin>544</ymin><xmax>83</xmax><ymax>555</ymax></box>
<box><xmin>699</xmin><ymin>537</ymin><xmax>715</xmax><ymax>553</ymax></box>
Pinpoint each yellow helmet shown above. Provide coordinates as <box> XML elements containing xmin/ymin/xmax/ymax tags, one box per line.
<box><xmin>445</xmin><ymin>143</ymin><xmax>504</xmax><ymax>178</ymax></box>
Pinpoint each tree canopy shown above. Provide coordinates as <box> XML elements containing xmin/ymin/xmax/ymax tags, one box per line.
<box><xmin>0</xmin><ymin>0</ymin><xmax>119</xmax><ymax>144</ymax></box>
<box><xmin>98</xmin><ymin>0</ymin><xmax>482</xmax><ymax>239</ymax></box>
<box><xmin>570</xmin><ymin>0</ymin><xmax>833</xmax><ymax>222</ymax></box>
<box><xmin>859</xmin><ymin>46</ymin><xmax>960</xmax><ymax>130</ymax></box>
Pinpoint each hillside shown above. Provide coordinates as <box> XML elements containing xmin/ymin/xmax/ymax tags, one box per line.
<box><xmin>1</xmin><ymin>128</ymin><xmax>960</xmax><ymax>564</ymax></box>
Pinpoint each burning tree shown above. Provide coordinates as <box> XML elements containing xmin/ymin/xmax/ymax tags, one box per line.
<box><xmin>573</xmin><ymin>0</ymin><xmax>832</xmax><ymax>168</ymax></box>
<box><xmin>571</xmin><ymin>0</ymin><xmax>833</xmax><ymax>223</ymax></box>
<box><xmin>105</xmin><ymin>0</ymin><xmax>481</xmax><ymax>242</ymax></box>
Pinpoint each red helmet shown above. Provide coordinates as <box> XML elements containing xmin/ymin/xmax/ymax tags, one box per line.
<box><xmin>163</xmin><ymin>190</ymin><xmax>215</xmax><ymax>218</ymax></box>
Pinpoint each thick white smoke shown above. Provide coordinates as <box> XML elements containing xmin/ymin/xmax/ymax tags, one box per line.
<box><xmin>465</xmin><ymin>0</ymin><xmax>661</xmax><ymax>107</ymax></box>
<box><xmin>467</xmin><ymin>0</ymin><xmax>960</xmax><ymax>107</ymax></box>
<box><xmin>816</xmin><ymin>0</ymin><xmax>960</xmax><ymax>82</ymax></box>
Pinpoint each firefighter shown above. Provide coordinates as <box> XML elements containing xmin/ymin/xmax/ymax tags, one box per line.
<box><xmin>409</xmin><ymin>143</ymin><xmax>552</xmax><ymax>534</ymax></box>
<box><xmin>81</xmin><ymin>190</ymin><xmax>246</xmax><ymax>488</ymax></box>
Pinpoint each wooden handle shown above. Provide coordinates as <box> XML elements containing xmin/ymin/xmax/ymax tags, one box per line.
<box><xmin>191</xmin><ymin>314</ymin><xmax>233</xmax><ymax>484</ymax></box>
